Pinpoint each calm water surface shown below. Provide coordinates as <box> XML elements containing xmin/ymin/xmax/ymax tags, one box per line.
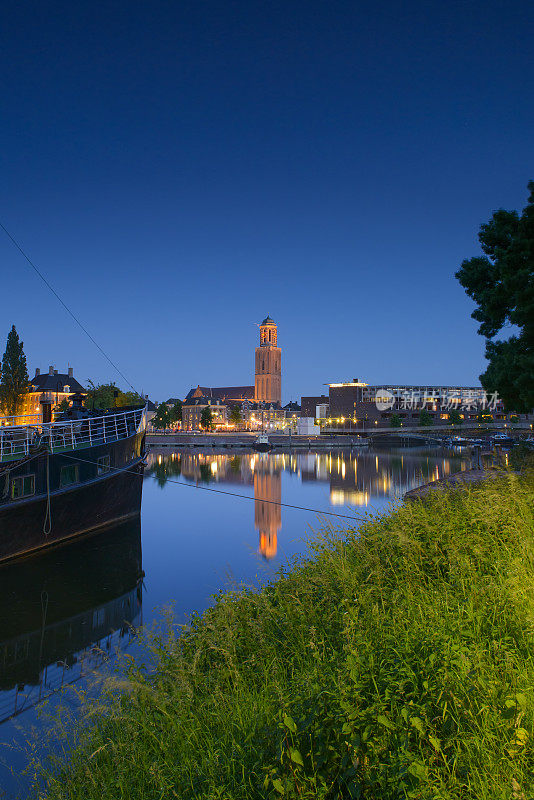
<box><xmin>0</xmin><ymin>446</ymin><xmax>469</xmax><ymax>797</ymax></box>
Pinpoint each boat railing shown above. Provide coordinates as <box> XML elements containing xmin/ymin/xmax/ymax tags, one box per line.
<box><xmin>0</xmin><ymin>406</ymin><xmax>147</xmax><ymax>462</ymax></box>
<box><xmin>0</xmin><ymin>413</ymin><xmax>42</xmax><ymax>427</ymax></box>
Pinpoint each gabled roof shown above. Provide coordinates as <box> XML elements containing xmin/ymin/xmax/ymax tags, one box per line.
<box><xmin>283</xmin><ymin>401</ymin><xmax>301</xmax><ymax>412</ymax></box>
<box><xmin>29</xmin><ymin>373</ymin><xmax>86</xmax><ymax>394</ymax></box>
<box><xmin>185</xmin><ymin>385</ymin><xmax>255</xmax><ymax>402</ymax></box>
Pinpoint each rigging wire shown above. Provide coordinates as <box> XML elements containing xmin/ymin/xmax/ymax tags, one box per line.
<box><xmin>0</xmin><ymin>221</ymin><xmax>138</xmax><ymax>393</ymax></box>
<box><xmin>62</xmin><ymin>452</ymin><xmax>366</xmax><ymax>522</ymax></box>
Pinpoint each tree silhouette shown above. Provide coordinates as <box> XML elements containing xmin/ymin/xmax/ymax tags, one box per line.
<box><xmin>0</xmin><ymin>325</ymin><xmax>29</xmax><ymax>416</ymax></box>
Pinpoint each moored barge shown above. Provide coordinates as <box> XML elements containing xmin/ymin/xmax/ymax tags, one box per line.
<box><xmin>0</xmin><ymin>405</ymin><xmax>147</xmax><ymax>563</ymax></box>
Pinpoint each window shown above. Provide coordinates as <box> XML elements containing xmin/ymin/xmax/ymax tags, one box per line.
<box><xmin>60</xmin><ymin>464</ymin><xmax>79</xmax><ymax>487</ymax></box>
<box><xmin>11</xmin><ymin>475</ymin><xmax>35</xmax><ymax>499</ymax></box>
<box><xmin>97</xmin><ymin>455</ymin><xmax>110</xmax><ymax>475</ymax></box>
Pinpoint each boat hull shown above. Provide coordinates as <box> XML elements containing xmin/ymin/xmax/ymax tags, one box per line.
<box><xmin>0</xmin><ymin>433</ymin><xmax>145</xmax><ymax>564</ymax></box>
<box><xmin>252</xmin><ymin>443</ymin><xmax>273</xmax><ymax>452</ymax></box>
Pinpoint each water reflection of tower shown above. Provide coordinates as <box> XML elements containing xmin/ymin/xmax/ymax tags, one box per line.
<box><xmin>254</xmin><ymin>468</ymin><xmax>281</xmax><ymax>559</ymax></box>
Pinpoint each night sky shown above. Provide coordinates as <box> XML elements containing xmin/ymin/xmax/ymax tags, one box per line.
<box><xmin>1</xmin><ymin>0</ymin><xmax>533</xmax><ymax>403</ymax></box>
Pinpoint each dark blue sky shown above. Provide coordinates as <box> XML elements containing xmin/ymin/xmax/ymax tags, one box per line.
<box><xmin>2</xmin><ymin>0</ymin><xmax>533</xmax><ymax>402</ymax></box>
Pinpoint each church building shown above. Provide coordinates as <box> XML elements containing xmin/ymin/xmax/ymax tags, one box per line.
<box><xmin>184</xmin><ymin>315</ymin><xmax>282</xmax><ymax>409</ymax></box>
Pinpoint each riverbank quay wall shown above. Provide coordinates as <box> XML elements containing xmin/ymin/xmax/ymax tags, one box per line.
<box><xmin>147</xmin><ymin>423</ymin><xmax>531</xmax><ymax>450</ymax></box>
<box><xmin>34</xmin><ymin>470</ymin><xmax>534</xmax><ymax>798</ymax></box>
<box><xmin>146</xmin><ymin>432</ymin><xmax>369</xmax><ymax>449</ymax></box>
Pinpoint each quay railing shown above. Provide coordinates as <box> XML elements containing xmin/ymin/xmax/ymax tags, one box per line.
<box><xmin>0</xmin><ymin>406</ymin><xmax>147</xmax><ymax>463</ymax></box>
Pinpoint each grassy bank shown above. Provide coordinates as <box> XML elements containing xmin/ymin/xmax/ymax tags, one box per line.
<box><xmin>36</xmin><ymin>471</ymin><xmax>534</xmax><ymax>799</ymax></box>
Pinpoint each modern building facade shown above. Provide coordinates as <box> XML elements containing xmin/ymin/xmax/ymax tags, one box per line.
<box><xmin>323</xmin><ymin>381</ymin><xmax>527</xmax><ymax>428</ymax></box>
<box><xmin>301</xmin><ymin>395</ymin><xmax>329</xmax><ymax>418</ymax></box>
<box><xmin>255</xmin><ymin>316</ymin><xmax>281</xmax><ymax>405</ymax></box>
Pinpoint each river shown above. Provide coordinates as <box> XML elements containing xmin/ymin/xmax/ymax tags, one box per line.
<box><xmin>0</xmin><ymin>445</ymin><xmax>470</xmax><ymax>797</ymax></box>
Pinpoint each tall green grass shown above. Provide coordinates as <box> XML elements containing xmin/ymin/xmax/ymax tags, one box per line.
<box><xmin>35</xmin><ymin>471</ymin><xmax>534</xmax><ymax>799</ymax></box>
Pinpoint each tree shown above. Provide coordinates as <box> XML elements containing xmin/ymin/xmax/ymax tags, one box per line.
<box><xmin>85</xmin><ymin>381</ymin><xmax>143</xmax><ymax>410</ymax></box>
<box><xmin>390</xmin><ymin>414</ymin><xmax>401</xmax><ymax>428</ymax></box>
<box><xmin>200</xmin><ymin>406</ymin><xmax>214</xmax><ymax>431</ymax></box>
<box><xmin>152</xmin><ymin>404</ymin><xmax>170</xmax><ymax>430</ymax></box>
<box><xmin>229</xmin><ymin>405</ymin><xmax>242</xmax><ymax>427</ymax></box>
<box><xmin>169</xmin><ymin>401</ymin><xmax>183</xmax><ymax>427</ymax></box>
<box><xmin>455</xmin><ymin>181</ymin><xmax>534</xmax><ymax>412</ymax></box>
<box><xmin>448</xmin><ymin>409</ymin><xmax>462</xmax><ymax>425</ymax></box>
<box><xmin>419</xmin><ymin>409</ymin><xmax>433</xmax><ymax>426</ymax></box>
<box><xmin>55</xmin><ymin>398</ymin><xmax>71</xmax><ymax>414</ymax></box>
<box><xmin>0</xmin><ymin>326</ymin><xmax>29</xmax><ymax>416</ymax></box>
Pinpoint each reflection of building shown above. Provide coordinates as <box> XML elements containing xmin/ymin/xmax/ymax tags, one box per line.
<box><xmin>254</xmin><ymin>468</ymin><xmax>281</xmax><ymax>559</ymax></box>
<box><xmin>255</xmin><ymin>316</ymin><xmax>281</xmax><ymax>405</ymax></box>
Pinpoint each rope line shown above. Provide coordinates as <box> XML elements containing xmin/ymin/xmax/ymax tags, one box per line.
<box><xmin>0</xmin><ymin>221</ymin><xmax>138</xmax><ymax>393</ymax></box>
<box><xmin>62</xmin><ymin>453</ymin><xmax>365</xmax><ymax>522</ymax></box>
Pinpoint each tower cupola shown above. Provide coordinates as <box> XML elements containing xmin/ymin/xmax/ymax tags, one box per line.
<box><xmin>259</xmin><ymin>315</ymin><xmax>277</xmax><ymax>347</ymax></box>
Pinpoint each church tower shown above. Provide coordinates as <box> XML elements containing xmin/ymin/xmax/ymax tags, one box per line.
<box><xmin>255</xmin><ymin>316</ymin><xmax>281</xmax><ymax>405</ymax></box>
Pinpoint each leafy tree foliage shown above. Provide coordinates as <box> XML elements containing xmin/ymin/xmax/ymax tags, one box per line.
<box><xmin>455</xmin><ymin>181</ymin><xmax>534</xmax><ymax>411</ymax></box>
<box><xmin>200</xmin><ymin>406</ymin><xmax>214</xmax><ymax>431</ymax></box>
<box><xmin>169</xmin><ymin>401</ymin><xmax>182</xmax><ymax>426</ymax></box>
<box><xmin>229</xmin><ymin>405</ymin><xmax>242</xmax><ymax>426</ymax></box>
<box><xmin>152</xmin><ymin>405</ymin><xmax>171</xmax><ymax>430</ymax></box>
<box><xmin>0</xmin><ymin>325</ymin><xmax>29</xmax><ymax>416</ymax></box>
<box><xmin>418</xmin><ymin>409</ymin><xmax>433</xmax><ymax>426</ymax></box>
<box><xmin>389</xmin><ymin>414</ymin><xmax>401</xmax><ymax>428</ymax></box>
<box><xmin>448</xmin><ymin>409</ymin><xmax>462</xmax><ymax>425</ymax></box>
<box><xmin>85</xmin><ymin>381</ymin><xmax>143</xmax><ymax>410</ymax></box>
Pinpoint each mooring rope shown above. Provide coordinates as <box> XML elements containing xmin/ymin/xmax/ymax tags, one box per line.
<box><xmin>43</xmin><ymin>452</ymin><xmax>52</xmax><ymax>535</ymax></box>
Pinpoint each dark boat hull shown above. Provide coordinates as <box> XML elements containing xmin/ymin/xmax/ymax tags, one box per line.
<box><xmin>252</xmin><ymin>443</ymin><xmax>273</xmax><ymax>452</ymax></box>
<box><xmin>0</xmin><ymin>432</ymin><xmax>145</xmax><ymax>564</ymax></box>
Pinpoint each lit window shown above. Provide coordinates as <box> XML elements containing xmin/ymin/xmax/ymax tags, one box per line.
<box><xmin>60</xmin><ymin>464</ymin><xmax>79</xmax><ymax>487</ymax></box>
<box><xmin>11</xmin><ymin>475</ymin><xmax>35</xmax><ymax>499</ymax></box>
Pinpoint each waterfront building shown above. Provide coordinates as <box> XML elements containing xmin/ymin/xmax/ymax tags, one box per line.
<box><xmin>185</xmin><ymin>385</ymin><xmax>255</xmax><ymax>403</ymax></box>
<box><xmin>324</xmin><ymin>380</ymin><xmax>529</xmax><ymax>427</ymax></box>
<box><xmin>17</xmin><ymin>366</ymin><xmax>86</xmax><ymax>422</ymax></box>
<box><xmin>183</xmin><ymin>316</ymin><xmax>284</xmax><ymax>418</ymax></box>
<box><xmin>255</xmin><ymin>316</ymin><xmax>281</xmax><ymax>405</ymax></box>
<box><xmin>301</xmin><ymin>395</ymin><xmax>329</xmax><ymax>418</ymax></box>
<box><xmin>181</xmin><ymin>397</ymin><xmax>228</xmax><ymax>431</ymax></box>
<box><xmin>240</xmin><ymin>400</ymin><xmax>286</xmax><ymax>430</ymax></box>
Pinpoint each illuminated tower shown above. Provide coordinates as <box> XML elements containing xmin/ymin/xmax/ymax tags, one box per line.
<box><xmin>254</xmin><ymin>468</ymin><xmax>281</xmax><ymax>559</ymax></box>
<box><xmin>255</xmin><ymin>316</ymin><xmax>281</xmax><ymax>405</ymax></box>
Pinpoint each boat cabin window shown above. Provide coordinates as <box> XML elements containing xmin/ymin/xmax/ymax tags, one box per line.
<box><xmin>97</xmin><ymin>455</ymin><xmax>110</xmax><ymax>475</ymax></box>
<box><xmin>11</xmin><ymin>475</ymin><xmax>35</xmax><ymax>499</ymax></box>
<box><xmin>60</xmin><ymin>464</ymin><xmax>79</xmax><ymax>487</ymax></box>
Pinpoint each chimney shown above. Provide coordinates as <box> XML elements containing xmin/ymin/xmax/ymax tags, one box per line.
<box><xmin>35</xmin><ymin>368</ymin><xmax>40</xmax><ymax>376</ymax></box>
<box><xmin>48</xmin><ymin>365</ymin><xmax>54</xmax><ymax>376</ymax></box>
<box><xmin>54</xmin><ymin>369</ymin><xmax>58</xmax><ymax>375</ymax></box>
<box><xmin>68</xmin><ymin>367</ymin><xmax>73</xmax><ymax>378</ymax></box>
